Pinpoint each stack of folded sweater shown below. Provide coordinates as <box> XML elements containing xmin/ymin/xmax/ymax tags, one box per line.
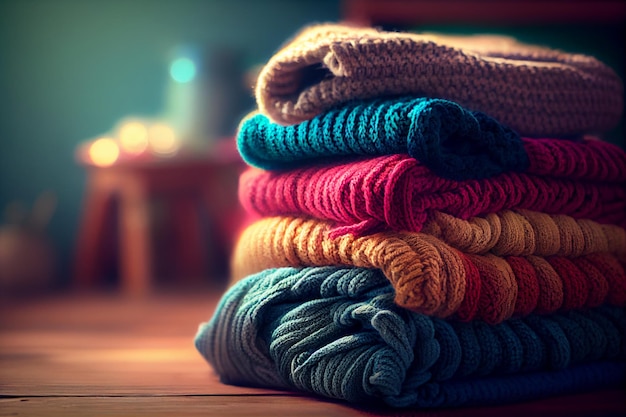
<box><xmin>195</xmin><ymin>24</ymin><xmax>626</xmax><ymax>409</ymax></box>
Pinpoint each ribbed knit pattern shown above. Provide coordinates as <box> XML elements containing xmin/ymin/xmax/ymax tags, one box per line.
<box><xmin>231</xmin><ymin>216</ymin><xmax>626</xmax><ymax>322</ymax></box>
<box><xmin>523</xmin><ymin>137</ymin><xmax>626</xmax><ymax>181</ymax></box>
<box><xmin>239</xmin><ymin>99</ymin><xmax>626</xmax><ymax>180</ymax></box>
<box><xmin>195</xmin><ymin>267</ymin><xmax>626</xmax><ymax>408</ymax></box>
<box><xmin>255</xmin><ymin>24</ymin><xmax>623</xmax><ymax>137</ymax></box>
<box><xmin>420</xmin><ymin>209</ymin><xmax>626</xmax><ymax>258</ymax></box>
<box><xmin>238</xmin><ymin>97</ymin><xmax>527</xmax><ymax>180</ymax></box>
<box><xmin>240</xmin><ymin>155</ymin><xmax>626</xmax><ymax>236</ymax></box>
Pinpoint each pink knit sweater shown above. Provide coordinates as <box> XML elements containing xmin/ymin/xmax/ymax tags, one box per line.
<box><xmin>522</xmin><ymin>138</ymin><xmax>625</xmax><ymax>181</ymax></box>
<box><xmin>240</xmin><ymin>141</ymin><xmax>626</xmax><ymax>235</ymax></box>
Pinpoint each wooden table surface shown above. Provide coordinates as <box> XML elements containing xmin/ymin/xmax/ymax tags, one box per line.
<box><xmin>1</xmin><ymin>289</ymin><xmax>623</xmax><ymax>416</ymax></box>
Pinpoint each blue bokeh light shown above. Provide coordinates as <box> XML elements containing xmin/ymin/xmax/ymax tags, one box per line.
<box><xmin>170</xmin><ymin>58</ymin><xmax>197</xmax><ymax>83</ymax></box>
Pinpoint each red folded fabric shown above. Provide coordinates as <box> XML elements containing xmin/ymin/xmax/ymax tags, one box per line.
<box><xmin>460</xmin><ymin>253</ymin><xmax>623</xmax><ymax>324</ymax></box>
<box><xmin>455</xmin><ymin>253</ymin><xmax>481</xmax><ymax>321</ymax></box>
<box><xmin>466</xmin><ymin>254</ymin><xmax>517</xmax><ymax>324</ymax></box>
<box><xmin>585</xmin><ymin>253</ymin><xmax>626</xmax><ymax>306</ymax></box>
<box><xmin>240</xmin><ymin>154</ymin><xmax>626</xmax><ymax>236</ymax></box>
<box><xmin>523</xmin><ymin>138</ymin><xmax>626</xmax><ymax>182</ymax></box>
<box><xmin>526</xmin><ymin>256</ymin><xmax>564</xmax><ymax>315</ymax></box>
<box><xmin>505</xmin><ymin>256</ymin><xmax>540</xmax><ymax>318</ymax></box>
<box><xmin>571</xmin><ymin>256</ymin><xmax>610</xmax><ymax>308</ymax></box>
<box><xmin>547</xmin><ymin>257</ymin><xmax>590</xmax><ymax>311</ymax></box>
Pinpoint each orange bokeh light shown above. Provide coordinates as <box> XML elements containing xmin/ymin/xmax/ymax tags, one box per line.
<box><xmin>119</xmin><ymin>121</ymin><xmax>149</xmax><ymax>155</ymax></box>
<box><xmin>89</xmin><ymin>137</ymin><xmax>120</xmax><ymax>167</ymax></box>
<box><xmin>149</xmin><ymin>123</ymin><xmax>179</xmax><ymax>155</ymax></box>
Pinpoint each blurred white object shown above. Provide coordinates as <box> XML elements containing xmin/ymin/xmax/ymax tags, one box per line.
<box><xmin>163</xmin><ymin>44</ymin><xmax>245</xmax><ymax>150</ymax></box>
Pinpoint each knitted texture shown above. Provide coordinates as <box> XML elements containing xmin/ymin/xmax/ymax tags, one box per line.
<box><xmin>195</xmin><ymin>266</ymin><xmax>626</xmax><ymax>408</ymax></box>
<box><xmin>239</xmin><ymin>155</ymin><xmax>626</xmax><ymax>236</ymax></box>
<box><xmin>239</xmin><ymin>100</ymin><xmax>626</xmax><ymax>180</ymax></box>
<box><xmin>523</xmin><ymin>137</ymin><xmax>626</xmax><ymax>181</ymax></box>
<box><xmin>231</xmin><ymin>216</ymin><xmax>626</xmax><ymax>322</ymax></box>
<box><xmin>255</xmin><ymin>24</ymin><xmax>623</xmax><ymax>137</ymax></box>
<box><xmin>420</xmin><ymin>209</ymin><xmax>626</xmax><ymax>259</ymax></box>
<box><xmin>238</xmin><ymin>97</ymin><xmax>527</xmax><ymax>180</ymax></box>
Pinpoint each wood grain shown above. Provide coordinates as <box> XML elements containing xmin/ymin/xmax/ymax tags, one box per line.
<box><xmin>0</xmin><ymin>291</ymin><xmax>282</xmax><ymax>396</ymax></box>
<box><xmin>0</xmin><ymin>396</ymin><xmax>362</xmax><ymax>417</ymax></box>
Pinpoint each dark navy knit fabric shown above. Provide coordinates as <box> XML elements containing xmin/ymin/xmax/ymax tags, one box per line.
<box><xmin>237</xmin><ymin>97</ymin><xmax>529</xmax><ymax>181</ymax></box>
<box><xmin>195</xmin><ymin>267</ymin><xmax>626</xmax><ymax>408</ymax></box>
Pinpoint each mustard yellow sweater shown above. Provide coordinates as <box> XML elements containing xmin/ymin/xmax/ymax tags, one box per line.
<box><xmin>232</xmin><ymin>211</ymin><xmax>626</xmax><ymax>324</ymax></box>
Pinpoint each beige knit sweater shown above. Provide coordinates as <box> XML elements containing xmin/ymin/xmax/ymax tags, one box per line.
<box><xmin>255</xmin><ymin>24</ymin><xmax>623</xmax><ymax>137</ymax></box>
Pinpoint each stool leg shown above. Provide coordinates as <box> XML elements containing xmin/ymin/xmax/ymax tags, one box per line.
<box><xmin>73</xmin><ymin>173</ymin><xmax>114</xmax><ymax>289</ymax></box>
<box><xmin>170</xmin><ymin>193</ymin><xmax>208</xmax><ymax>284</ymax></box>
<box><xmin>118</xmin><ymin>176</ymin><xmax>152</xmax><ymax>295</ymax></box>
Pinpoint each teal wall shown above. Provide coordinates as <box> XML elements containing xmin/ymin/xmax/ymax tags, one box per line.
<box><xmin>0</xmin><ymin>0</ymin><xmax>341</xmax><ymax>285</ymax></box>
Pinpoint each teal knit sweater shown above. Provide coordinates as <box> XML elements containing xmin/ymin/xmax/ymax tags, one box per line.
<box><xmin>238</xmin><ymin>97</ymin><xmax>529</xmax><ymax>180</ymax></box>
<box><xmin>195</xmin><ymin>267</ymin><xmax>626</xmax><ymax>408</ymax></box>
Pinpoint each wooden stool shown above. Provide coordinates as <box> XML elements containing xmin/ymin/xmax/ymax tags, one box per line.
<box><xmin>73</xmin><ymin>154</ymin><xmax>242</xmax><ymax>295</ymax></box>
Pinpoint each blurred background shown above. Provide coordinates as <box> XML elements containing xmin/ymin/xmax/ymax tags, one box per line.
<box><xmin>0</xmin><ymin>0</ymin><xmax>623</xmax><ymax>297</ymax></box>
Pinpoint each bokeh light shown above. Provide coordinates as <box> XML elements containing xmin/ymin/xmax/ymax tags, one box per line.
<box><xmin>89</xmin><ymin>137</ymin><xmax>120</xmax><ymax>167</ymax></box>
<box><xmin>169</xmin><ymin>58</ymin><xmax>196</xmax><ymax>83</ymax></box>
<box><xmin>149</xmin><ymin>123</ymin><xmax>180</xmax><ymax>155</ymax></box>
<box><xmin>119</xmin><ymin>121</ymin><xmax>149</xmax><ymax>155</ymax></box>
